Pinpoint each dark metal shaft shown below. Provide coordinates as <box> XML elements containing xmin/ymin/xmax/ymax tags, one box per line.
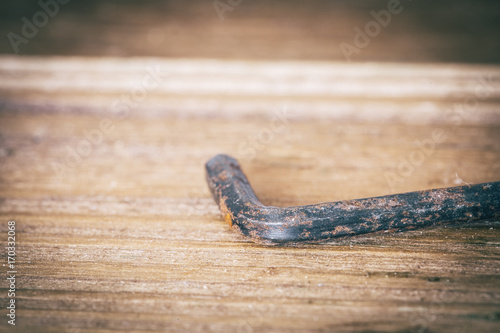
<box><xmin>206</xmin><ymin>154</ymin><xmax>500</xmax><ymax>245</ymax></box>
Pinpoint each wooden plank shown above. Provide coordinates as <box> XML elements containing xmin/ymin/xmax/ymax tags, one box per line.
<box><xmin>1</xmin><ymin>56</ymin><xmax>499</xmax><ymax>127</ymax></box>
<box><xmin>0</xmin><ymin>57</ymin><xmax>500</xmax><ymax>332</ymax></box>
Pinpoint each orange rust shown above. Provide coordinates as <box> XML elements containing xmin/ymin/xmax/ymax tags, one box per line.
<box><xmin>219</xmin><ymin>198</ymin><xmax>233</xmax><ymax>227</ymax></box>
<box><xmin>224</xmin><ymin>213</ymin><xmax>233</xmax><ymax>227</ymax></box>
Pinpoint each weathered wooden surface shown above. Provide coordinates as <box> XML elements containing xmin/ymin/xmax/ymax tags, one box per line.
<box><xmin>0</xmin><ymin>56</ymin><xmax>500</xmax><ymax>332</ymax></box>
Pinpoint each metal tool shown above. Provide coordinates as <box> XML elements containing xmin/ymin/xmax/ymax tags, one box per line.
<box><xmin>206</xmin><ymin>154</ymin><xmax>500</xmax><ymax>245</ymax></box>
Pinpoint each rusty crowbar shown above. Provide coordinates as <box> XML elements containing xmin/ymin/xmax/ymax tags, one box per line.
<box><xmin>206</xmin><ymin>154</ymin><xmax>500</xmax><ymax>245</ymax></box>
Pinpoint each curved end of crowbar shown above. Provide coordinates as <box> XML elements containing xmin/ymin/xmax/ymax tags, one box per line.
<box><xmin>205</xmin><ymin>154</ymin><xmax>292</xmax><ymax>244</ymax></box>
<box><xmin>206</xmin><ymin>154</ymin><xmax>500</xmax><ymax>245</ymax></box>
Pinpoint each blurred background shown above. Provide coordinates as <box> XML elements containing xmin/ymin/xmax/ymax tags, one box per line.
<box><xmin>1</xmin><ymin>0</ymin><xmax>500</xmax><ymax>63</ymax></box>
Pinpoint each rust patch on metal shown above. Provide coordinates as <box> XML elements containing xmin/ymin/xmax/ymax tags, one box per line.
<box><xmin>218</xmin><ymin>197</ymin><xmax>233</xmax><ymax>227</ymax></box>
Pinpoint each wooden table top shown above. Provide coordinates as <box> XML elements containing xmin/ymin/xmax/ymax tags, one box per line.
<box><xmin>0</xmin><ymin>55</ymin><xmax>499</xmax><ymax>332</ymax></box>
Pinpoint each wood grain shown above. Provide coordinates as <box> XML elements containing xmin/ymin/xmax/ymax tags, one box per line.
<box><xmin>0</xmin><ymin>56</ymin><xmax>500</xmax><ymax>332</ymax></box>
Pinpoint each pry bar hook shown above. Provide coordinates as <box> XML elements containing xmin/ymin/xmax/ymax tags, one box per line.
<box><xmin>206</xmin><ymin>154</ymin><xmax>500</xmax><ymax>245</ymax></box>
